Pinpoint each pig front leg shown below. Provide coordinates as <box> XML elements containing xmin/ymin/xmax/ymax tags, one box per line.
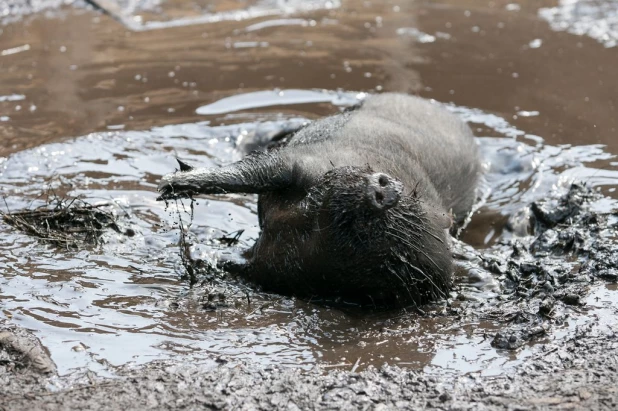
<box><xmin>157</xmin><ymin>151</ymin><xmax>293</xmax><ymax>200</ymax></box>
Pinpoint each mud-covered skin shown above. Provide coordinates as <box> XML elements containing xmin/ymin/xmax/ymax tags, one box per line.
<box><xmin>158</xmin><ymin>94</ymin><xmax>481</xmax><ymax>307</ymax></box>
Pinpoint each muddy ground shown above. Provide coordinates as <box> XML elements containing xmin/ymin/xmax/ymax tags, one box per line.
<box><xmin>4</xmin><ymin>318</ymin><xmax>618</xmax><ymax>411</ymax></box>
<box><xmin>2</xmin><ymin>184</ymin><xmax>618</xmax><ymax>410</ymax></box>
<box><xmin>3</xmin><ymin>323</ymin><xmax>616</xmax><ymax>410</ymax></box>
<box><xmin>1</xmin><ymin>0</ymin><xmax>618</xmax><ymax>410</ymax></box>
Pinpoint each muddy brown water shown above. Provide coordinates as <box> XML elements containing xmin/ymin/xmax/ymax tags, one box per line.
<box><xmin>0</xmin><ymin>0</ymin><xmax>617</xmax><ymax>377</ymax></box>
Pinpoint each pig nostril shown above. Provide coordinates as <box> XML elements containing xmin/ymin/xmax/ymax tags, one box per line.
<box><xmin>367</xmin><ymin>173</ymin><xmax>402</xmax><ymax>210</ymax></box>
<box><xmin>375</xmin><ymin>192</ymin><xmax>384</xmax><ymax>204</ymax></box>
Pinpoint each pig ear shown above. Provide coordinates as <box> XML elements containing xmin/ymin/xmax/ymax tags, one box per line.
<box><xmin>438</xmin><ymin>211</ymin><xmax>453</xmax><ymax>230</ymax></box>
<box><xmin>176</xmin><ymin>158</ymin><xmax>194</xmax><ymax>172</ymax></box>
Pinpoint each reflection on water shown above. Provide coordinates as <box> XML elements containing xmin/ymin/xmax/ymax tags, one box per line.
<box><xmin>128</xmin><ymin>0</ymin><xmax>342</xmax><ymax>31</ymax></box>
<box><xmin>195</xmin><ymin>89</ymin><xmax>363</xmax><ymax>115</ymax></box>
<box><xmin>540</xmin><ymin>0</ymin><xmax>618</xmax><ymax>48</ymax></box>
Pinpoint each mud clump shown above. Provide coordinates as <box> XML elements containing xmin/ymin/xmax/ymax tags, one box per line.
<box><xmin>1</xmin><ymin>193</ymin><xmax>122</xmax><ymax>249</ymax></box>
<box><xmin>0</xmin><ymin>321</ymin><xmax>56</xmax><ymax>375</ymax></box>
<box><xmin>463</xmin><ymin>183</ymin><xmax>618</xmax><ymax>350</ymax></box>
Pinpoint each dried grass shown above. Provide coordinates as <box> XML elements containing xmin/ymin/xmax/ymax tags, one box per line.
<box><xmin>1</xmin><ymin>193</ymin><xmax>119</xmax><ymax>249</ymax></box>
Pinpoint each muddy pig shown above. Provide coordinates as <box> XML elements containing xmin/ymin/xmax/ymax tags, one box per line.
<box><xmin>158</xmin><ymin>93</ymin><xmax>481</xmax><ymax>307</ymax></box>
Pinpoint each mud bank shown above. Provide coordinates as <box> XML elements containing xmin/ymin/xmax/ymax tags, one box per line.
<box><xmin>2</xmin><ymin>315</ymin><xmax>617</xmax><ymax>410</ymax></box>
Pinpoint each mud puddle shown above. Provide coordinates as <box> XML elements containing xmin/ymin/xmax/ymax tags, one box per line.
<box><xmin>1</xmin><ymin>0</ymin><xmax>618</xmax><ymax>384</ymax></box>
<box><xmin>1</xmin><ymin>89</ymin><xmax>617</xmax><ymax>377</ymax></box>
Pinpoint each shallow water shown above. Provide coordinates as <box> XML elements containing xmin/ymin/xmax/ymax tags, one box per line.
<box><xmin>1</xmin><ymin>0</ymin><xmax>617</xmax><ymax>377</ymax></box>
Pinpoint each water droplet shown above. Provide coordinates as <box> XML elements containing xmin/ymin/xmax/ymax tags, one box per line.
<box><xmin>529</xmin><ymin>39</ymin><xmax>543</xmax><ymax>49</ymax></box>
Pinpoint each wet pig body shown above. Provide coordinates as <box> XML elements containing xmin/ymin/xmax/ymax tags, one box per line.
<box><xmin>158</xmin><ymin>93</ymin><xmax>481</xmax><ymax>307</ymax></box>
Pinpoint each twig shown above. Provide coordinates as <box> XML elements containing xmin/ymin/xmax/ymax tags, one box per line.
<box><xmin>351</xmin><ymin>357</ymin><xmax>361</xmax><ymax>373</ymax></box>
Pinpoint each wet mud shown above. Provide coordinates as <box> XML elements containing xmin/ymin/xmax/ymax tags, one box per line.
<box><xmin>1</xmin><ymin>0</ymin><xmax>618</xmax><ymax>409</ymax></box>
